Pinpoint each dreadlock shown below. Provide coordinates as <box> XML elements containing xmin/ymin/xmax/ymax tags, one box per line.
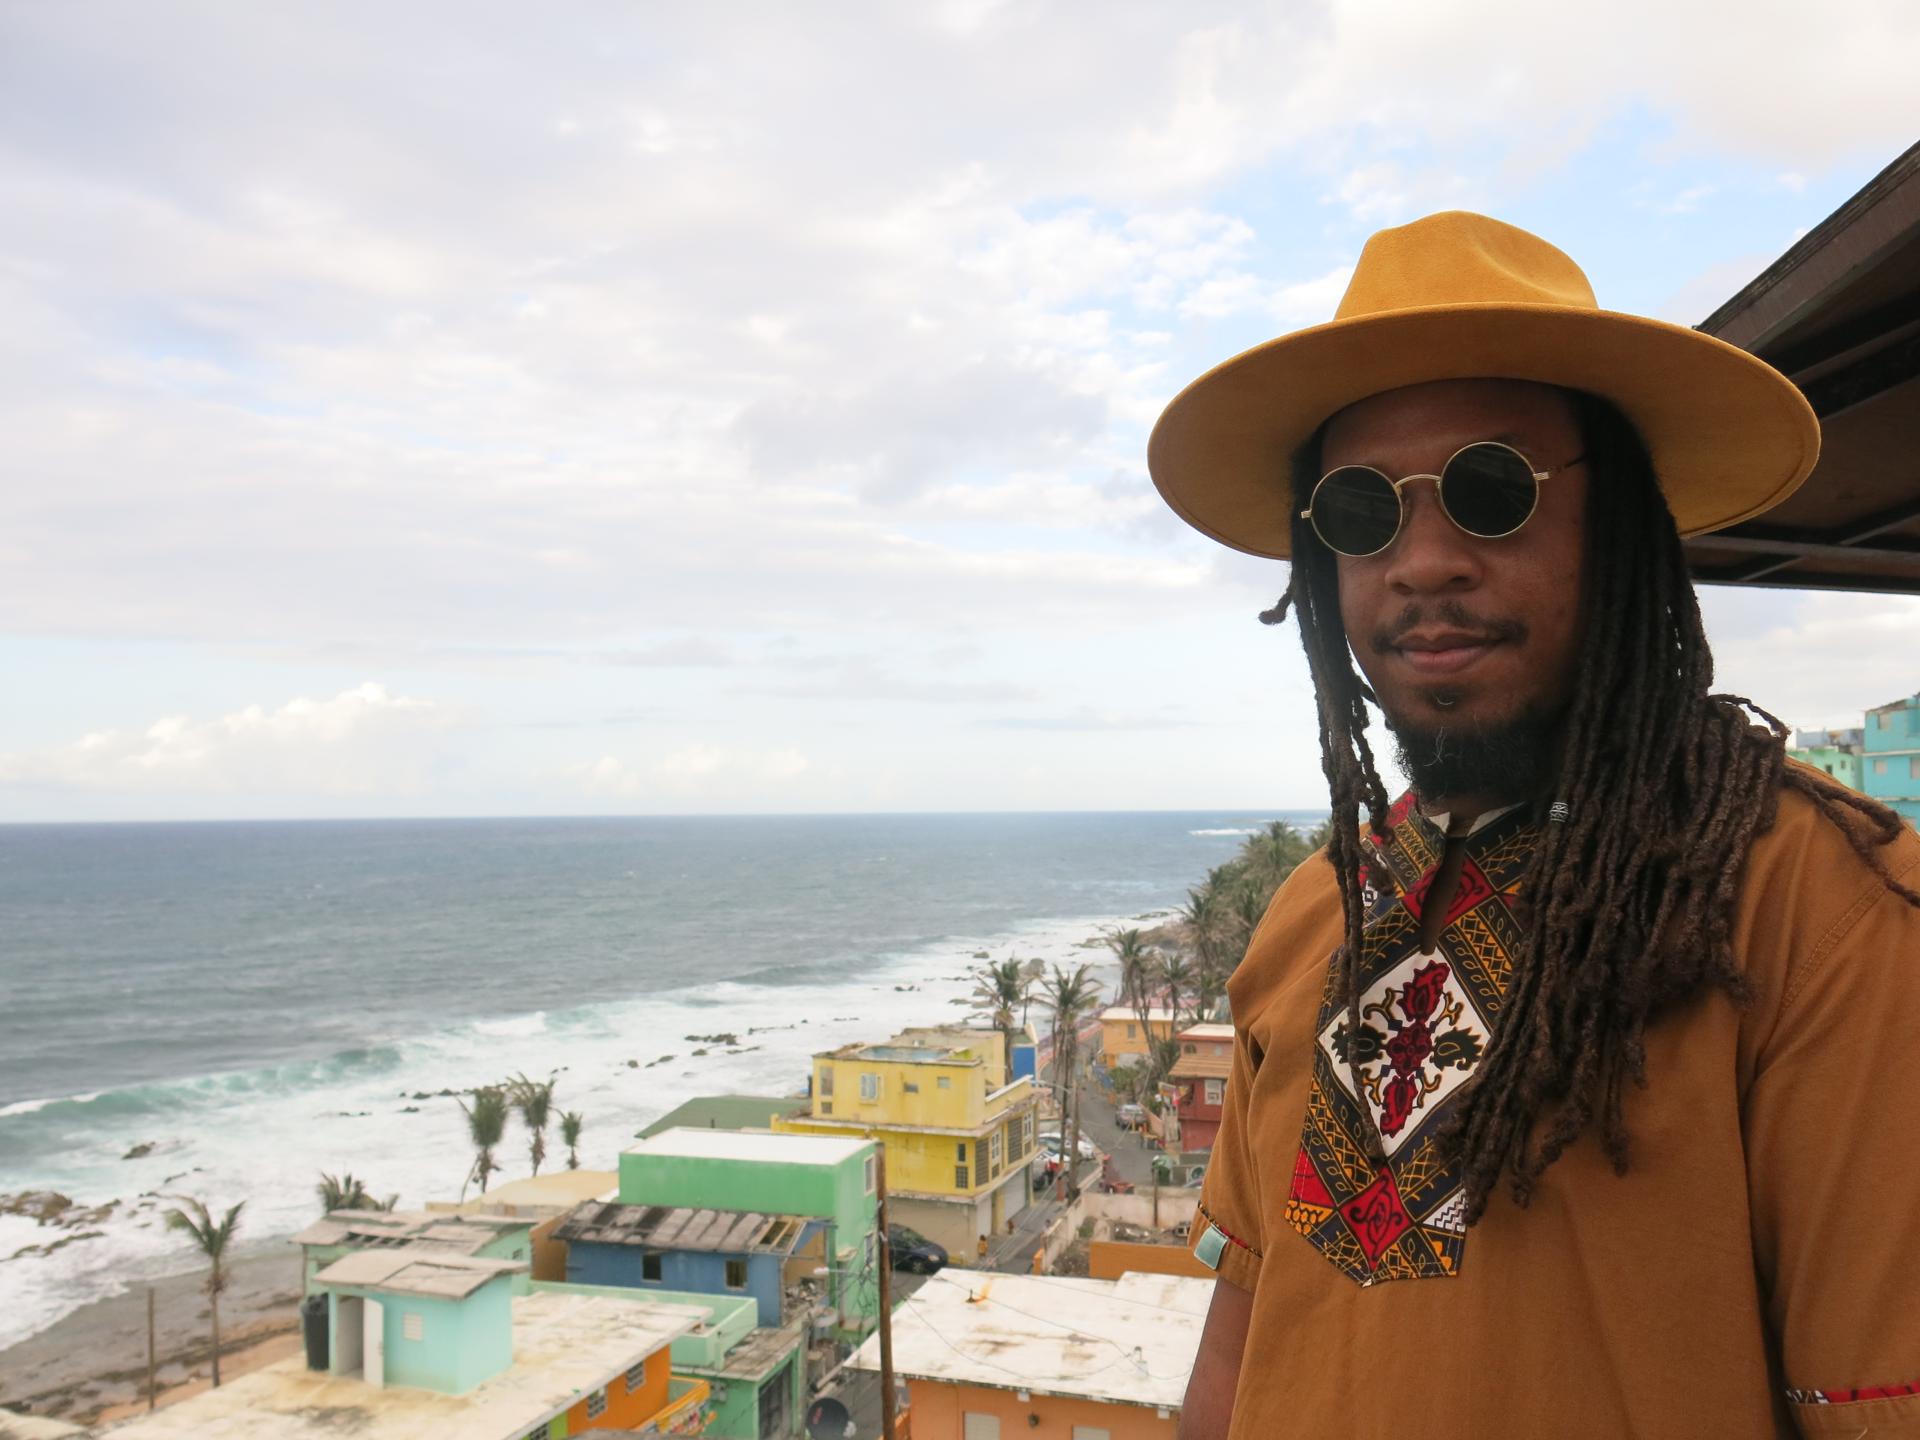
<box><xmin>1262</xmin><ymin>390</ymin><xmax>1920</xmax><ymax>1222</ymax></box>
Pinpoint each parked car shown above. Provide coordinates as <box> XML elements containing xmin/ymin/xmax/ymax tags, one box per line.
<box><xmin>1038</xmin><ymin>1131</ymin><xmax>1098</xmax><ymax>1161</ymax></box>
<box><xmin>1115</xmin><ymin>1102</ymin><xmax>1148</xmax><ymax>1129</ymax></box>
<box><xmin>888</xmin><ymin>1224</ymin><xmax>948</xmax><ymax>1275</ymax></box>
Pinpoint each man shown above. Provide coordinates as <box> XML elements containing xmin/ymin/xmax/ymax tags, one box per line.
<box><xmin>1147</xmin><ymin>212</ymin><xmax>1920</xmax><ymax>1438</ymax></box>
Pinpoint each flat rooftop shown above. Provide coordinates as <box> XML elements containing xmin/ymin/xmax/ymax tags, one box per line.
<box><xmin>553</xmin><ymin>1203</ymin><xmax>817</xmax><ymax>1254</ymax></box>
<box><xmin>433</xmin><ymin>1169</ymin><xmax>619</xmax><ymax>1215</ymax></box>
<box><xmin>95</xmin><ymin>1291</ymin><xmax>705</xmax><ymax>1440</ymax></box>
<box><xmin>853</xmin><ymin>1271</ymin><xmax>1213</xmax><ymax>1411</ymax></box>
<box><xmin>627</xmin><ymin>1127</ymin><xmax>871</xmax><ymax>1166</ymax></box>
<box><xmin>639</xmin><ymin>1095</ymin><xmax>803</xmax><ymax>1138</ymax></box>
<box><xmin>1100</xmin><ymin>1007</ymin><xmax>1181</xmax><ymax>1024</ymax></box>
<box><xmin>1178</xmin><ymin>1023</ymin><xmax>1234</xmax><ymax>1041</ymax></box>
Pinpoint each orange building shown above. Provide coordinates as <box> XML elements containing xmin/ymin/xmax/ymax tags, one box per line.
<box><xmin>851</xmin><ymin>1271</ymin><xmax>1213</xmax><ymax>1440</ymax></box>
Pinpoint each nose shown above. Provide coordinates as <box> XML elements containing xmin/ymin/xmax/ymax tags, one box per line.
<box><xmin>1379</xmin><ymin>478</ymin><xmax>1483</xmax><ymax>595</ymax></box>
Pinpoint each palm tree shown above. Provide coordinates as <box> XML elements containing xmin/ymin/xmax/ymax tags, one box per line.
<box><xmin>161</xmin><ymin>1195</ymin><xmax>244</xmax><ymax>1388</ymax></box>
<box><xmin>459</xmin><ymin>1086</ymin><xmax>510</xmax><ymax>1197</ymax></box>
<box><xmin>315</xmin><ymin>1172</ymin><xmax>376</xmax><ymax>1214</ymax></box>
<box><xmin>560</xmin><ymin>1110</ymin><xmax>585</xmax><ymax>1171</ymax></box>
<box><xmin>1039</xmin><ymin>963</ymin><xmax>1102</xmax><ymax>1198</ymax></box>
<box><xmin>1160</xmin><ymin>953</ymin><xmax>1196</xmax><ymax>1029</ymax></box>
<box><xmin>508</xmin><ymin>1073</ymin><xmax>557</xmax><ymax>1178</ymax></box>
<box><xmin>969</xmin><ymin>956</ymin><xmax>1030</xmax><ymax>1071</ymax></box>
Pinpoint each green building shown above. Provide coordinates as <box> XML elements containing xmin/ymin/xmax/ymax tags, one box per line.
<box><xmin>619</xmin><ymin>1127</ymin><xmax>881</xmax><ymax>1340</ymax></box>
<box><xmin>536</xmin><ymin>1281</ymin><xmax>809</xmax><ymax>1440</ymax></box>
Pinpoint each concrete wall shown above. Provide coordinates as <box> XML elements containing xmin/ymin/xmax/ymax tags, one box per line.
<box><xmin>905</xmin><ymin>1378</ymin><xmax>1176</xmax><ymax>1440</ymax></box>
<box><xmin>1087</xmin><ymin>1240</ymin><xmax>1213</xmax><ymax>1281</ymax></box>
<box><xmin>1077</xmin><ymin>1191</ymin><xmax>1200</xmax><ymax>1231</ymax></box>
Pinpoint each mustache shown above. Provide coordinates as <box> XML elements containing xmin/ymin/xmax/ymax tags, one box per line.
<box><xmin>1369</xmin><ymin>600</ymin><xmax>1528</xmax><ymax>654</ymax></box>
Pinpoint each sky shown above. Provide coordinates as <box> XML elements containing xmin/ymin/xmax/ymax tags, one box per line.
<box><xmin>2</xmin><ymin>1</ymin><xmax>1918</xmax><ymax>821</ymax></box>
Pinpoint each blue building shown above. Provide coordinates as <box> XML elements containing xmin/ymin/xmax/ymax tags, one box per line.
<box><xmin>1864</xmin><ymin>693</ymin><xmax>1920</xmax><ymax>822</ymax></box>
<box><xmin>554</xmin><ymin>1203</ymin><xmax>823</xmax><ymax>1329</ymax></box>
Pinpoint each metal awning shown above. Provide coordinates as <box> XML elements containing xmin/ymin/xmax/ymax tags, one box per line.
<box><xmin>1687</xmin><ymin>139</ymin><xmax>1920</xmax><ymax>595</ymax></box>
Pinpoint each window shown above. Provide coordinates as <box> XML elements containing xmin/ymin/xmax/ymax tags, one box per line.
<box><xmin>586</xmin><ymin>1388</ymin><xmax>608</xmax><ymax>1420</ymax></box>
<box><xmin>1911</xmin><ymin>757</ymin><xmax>1920</xmax><ymax>779</ymax></box>
<box><xmin>1126</xmin><ymin>1023</ymin><xmax>1137</xmax><ymax>1039</ymax></box>
<box><xmin>989</xmin><ymin>1130</ymin><xmax>1002</xmax><ymax>1178</ymax></box>
<box><xmin>865</xmin><ymin>1154</ymin><xmax>877</xmax><ymax>1193</ymax></box>
<box><xmin>1204</xmin><ymin>1078</ymin><xmax>1224</xmax><ymax>1106</ymax></box>
<box><xmin>963</xmin><ymin>1413</ymin><xmax>1001</xmax><ymax>1440</ymax></box>
<box><xmin>402</xmin><ymin>1311</ymin><xmax>424</xmax><ymax>1343</ymax></box>
<box><xmin>937</xmin><ymin>1075</ymin><xmax>950</xmax><ymax>1089</ymax></box>
<box><xmin>642</xmin><ymin>1253</ymin><xmax>663</xmax><ymax>1282</ymax></box>
<box><xmin>625</xmin><ymin>1360</ymin><xmax>648</xmax><ymax>1392</ymax></box>
<box><xmin>1073</xmin><ymin>1428</ymin><xmax>1112</xmax><ymax>1440</ymax></box>
<box><xmin>819</xmin><ymin>1066</ymin><xmax>834</xmax><ymax>1096</ymax></box>
<box><xmin>955</xmin><ymin>1164</ymin><xmax>970</xmax><ymax>1189</ymax></box>
<box><xmin>1183</xmin><ymin>1042</ymin><xmax>1196</xmax><ymax>1054</ymax></box>
<box><xmin>725</xmin><ymin>1258</ymin><xmax>749</xmax><ymax>1289</ymax></box>
<box><xmin>1876</xmin><ymin>758</ymin><xmax>1889</xmax><ymax>774</ymax></box>
<box><xmin>860</xmin><ymin>1072</ymin><xmax>880</xmax><ymax>1101</ymax></box>
<box><xmin>956</xmin><ymin>1142</ymin><xmax>968</xmax><ymax>1162</ymax></box>
<box><xmin>974</xmin><ymin>1142</ymin><xmax>989</xmax><ymax>1187</ymax></box>
<box><xmin>821</xmin><ymin>1101</ymin><xmax>833</xmax><ymax>1114</ymax></box>
<box><xmin>903</xmin><ymin>1081</ymin><xmax>919</xmax><ymax>1093</ymax></box>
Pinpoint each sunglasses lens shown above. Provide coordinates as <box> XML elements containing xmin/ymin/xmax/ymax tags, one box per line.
<box><xmin>1311</xmin><ymin>466</ymin><xmax>1401</xmax><ymax>555</ymax></box>
<box><xmin>1442</xmin><ymin>443</ymin><xmax>1538</xmax><ymax>537</ymax></box>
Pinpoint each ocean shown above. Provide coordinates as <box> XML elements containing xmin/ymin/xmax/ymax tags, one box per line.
<box><xmin>0</xmin><ymin>810</ymin><xmax>1321</xmax><ymax>1350</ymax></box>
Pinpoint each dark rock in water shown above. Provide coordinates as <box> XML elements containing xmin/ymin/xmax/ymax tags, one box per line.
<box><xmin>627</xmin><ymin>1060</ymin><xmax>639</xmax><ymax>1069</ymax></box>
<box><xmin>690</xmin><ymin>1048</ymin><xmax>708</xmax><ymax>1057</ymax></box>
<box><xmin>683</xmin><ymin>1032</ymin><xmax>739</xmax><ymax>1047</ymax></box>
<box><xmin>400</xmin><ymin>1106</ymin><xmax>420</xmax><ymax>1114</ymax></box>
<box><xmin>123</xmin><ymin>1142</ymin><xmax>155</xmax><ymax>1160</ymax></box>
<box><xmin>1</xmin><ymin>1191</ymin><xmax>74</xmax><ymax>1224</ymax></box>
<box><xmin>973</xmin><ymin>950</ymin><xmax>990</xmax><ymax>959</ymax></box>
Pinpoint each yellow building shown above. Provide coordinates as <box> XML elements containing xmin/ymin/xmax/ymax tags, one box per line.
<box><xmin>775</xmin><ymin>1026</ymin><xmax>1036</xmax><ymax>1264</ymax></box>
<box><xmin>1099</xmin><ymin>1007</ymin><xmax>1180</xmax><ymax>1069</ymax></box>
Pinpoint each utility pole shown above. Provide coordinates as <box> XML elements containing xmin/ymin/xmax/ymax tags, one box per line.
<box><xmin>876</xmin><ymin>1146</ymin><xmax>896</xmax><ymax>1440</ymax></box>
<box><xmin>146</xmin><ymin>1287</ymin><xmax>157</xmax><ymax>1411</ymax></box>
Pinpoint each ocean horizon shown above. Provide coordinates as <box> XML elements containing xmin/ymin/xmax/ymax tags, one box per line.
<box><xmin>0</xmin><ymin>807</ymin><xmax>1325</xmax><ymax>1351</ymax></box>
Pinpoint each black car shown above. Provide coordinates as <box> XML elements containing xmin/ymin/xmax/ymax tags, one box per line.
<box><xmin>887</xmin><ymin>1224</ymin><xmax>948</xmax><ymax>1274</ymax></box>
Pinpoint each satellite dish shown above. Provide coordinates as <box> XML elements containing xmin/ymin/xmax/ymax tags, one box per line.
<box><xmin>806</xmin><ymin>1396</ymin><xmax>854</xmax><ymax>1440</ymax></box>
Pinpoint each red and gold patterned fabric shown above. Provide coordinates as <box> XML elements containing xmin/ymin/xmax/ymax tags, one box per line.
<box><xmin>1285</xmin><ymin>793</ymin><xmax>1533</xmax><ymax>1285</ymax></box>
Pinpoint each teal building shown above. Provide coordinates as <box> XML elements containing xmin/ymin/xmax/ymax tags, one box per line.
<box><xmin>1864</xmin><ymin>694</ymin><xmax>1920</xmax><ymax>821</ymax></box>
<box><xmin>1789</xmin><ymin>727</ymin><xmax>1865</xmax><ymax>791</ymax></box>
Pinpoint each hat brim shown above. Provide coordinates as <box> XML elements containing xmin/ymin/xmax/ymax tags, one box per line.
<box><xmin>1146</xmin><ymin>303</ymin><xmax>1821</xmax><ymax>560</ymax></box>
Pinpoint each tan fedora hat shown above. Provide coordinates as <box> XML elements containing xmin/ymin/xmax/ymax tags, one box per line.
<box><xmin>1147</xmin><ymin>210</ymin><xmax>1820</xmax><ymax>559</ymax></box>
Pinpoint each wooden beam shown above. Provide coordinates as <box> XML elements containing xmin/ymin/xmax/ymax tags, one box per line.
<box><xmin>1800</xmin><ymin>331</ymin><xmax>1920</xmax><ymax>417</ymax></box>
<box><xmin>1768</xmin><ymin>293</ymin><xmax>1920</xmax><ymax>377</ymax></box>
<box><xmin>1695</xmin><ymin>566</ymin><xmax>1920</xmax><ymax>597</ymax></box>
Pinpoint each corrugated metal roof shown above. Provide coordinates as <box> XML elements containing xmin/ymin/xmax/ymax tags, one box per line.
<box><xmin>314</xmin><ymin>1248</ymin><xmax>526</xmax><ymax>1300</ymax></box>
<box><xmin>551</xmin><ymin>1202</ymin><xmax>815</xmax><ymax>1254</ymax></box>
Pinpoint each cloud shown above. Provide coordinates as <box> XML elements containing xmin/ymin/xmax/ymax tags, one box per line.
<box><xmin>1703</xmin><ymin>590</ymin><xmax>1920</xmax><ymax>729</ymax></box>
<box><xmin>570</xmin><ymin>745</ymin><xmax>817</xmax><ymax>801</ymax></box>
<box><xmin>0</xmin><ymin>683</ymin><xmax>449</xmax><ymax>794</ymax></box>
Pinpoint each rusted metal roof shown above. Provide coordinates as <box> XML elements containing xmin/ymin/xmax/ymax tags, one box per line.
<box><xmin>1688</xmin><ymin>139</ymin><xmax>1920</xmax><ymax>595</ymax></box>
<box><xmin>552</xmin><ymin>1201</ymin><xmax>813</xmax><ymax>1254</ymax></box>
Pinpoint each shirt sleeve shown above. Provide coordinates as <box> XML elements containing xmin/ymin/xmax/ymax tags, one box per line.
<box><xmin>1743</xmin><ymin>840</ymin><xmax>1920</xmax><ymax>1437</ymax></box>
<box><xmin>1190</xmin><ymin>1004</ymin><xmax>1266</xmax><ymax>1292</ymax></box>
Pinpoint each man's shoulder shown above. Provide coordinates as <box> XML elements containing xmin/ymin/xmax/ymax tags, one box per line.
<box><xmin>1739</xmin><ymin>769</ymin><xmax>1920</xmax><ymax>1004</ymax></box>
<box><xmin>1747</xmin><ymin>768</ymin><xmax>1920</xmax><ymax>900</ymax></box>
<box><xmin>1223</xmin><ymin>847</ymin><xmax>1344</xmax><ymax>1021</ymax></box>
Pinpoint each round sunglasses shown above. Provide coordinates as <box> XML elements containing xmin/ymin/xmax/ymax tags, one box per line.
<box><xmin>1299</xmin><ymin>441</ymin><xmax>1587</xmax><ymax>558</ymax></box>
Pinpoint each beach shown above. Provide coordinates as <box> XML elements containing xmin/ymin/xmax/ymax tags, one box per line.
<box><xmin>0</xmin><ymin>1246</ymin><xmax>301</xmax><ymax>1423</ymax></box>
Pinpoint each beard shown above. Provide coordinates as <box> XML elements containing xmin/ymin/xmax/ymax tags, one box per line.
<box><xmin>1387</xmin><ymin>699</ymin><xmax>1560</xmax><ymax>805</ymax></box>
